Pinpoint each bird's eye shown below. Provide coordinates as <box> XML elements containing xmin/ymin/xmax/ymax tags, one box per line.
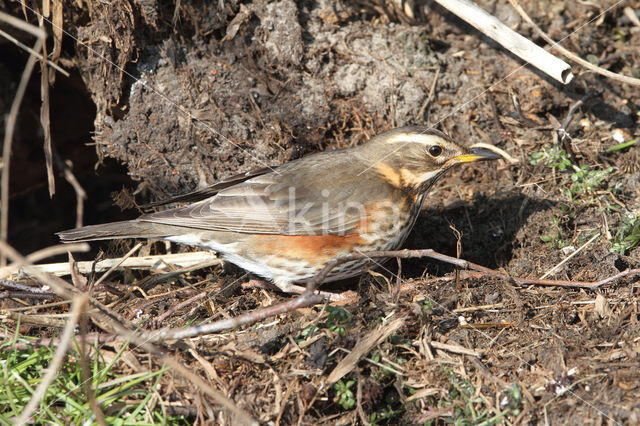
<box><xmin>428</xmin><ymin>145</ymin><xmax>443</xmax><ymax>157</ymax></box>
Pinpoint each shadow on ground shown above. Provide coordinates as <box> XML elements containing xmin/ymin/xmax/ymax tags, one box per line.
<box><xmin>404</xmin><ymin>193</ymin><xmax>553</xmax><ymax>276</ymax></box>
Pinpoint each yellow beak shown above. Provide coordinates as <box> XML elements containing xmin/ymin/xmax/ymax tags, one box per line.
<box><xmin>453</xmin><ymin>147</ymin><xmax>502</xmax><ymax>163</ymax></box>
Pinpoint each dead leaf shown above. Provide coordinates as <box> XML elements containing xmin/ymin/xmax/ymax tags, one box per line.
<box><xmin>594</xmin><ymin>294</ymin><xmax>609</xmax><ymax>318</ymax></box>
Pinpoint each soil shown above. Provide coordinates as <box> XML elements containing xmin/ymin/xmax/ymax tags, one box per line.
<box><xmin>2</xmin><ymin>0</ymin><xmax>639</xmax><ymax>424</ymax></box>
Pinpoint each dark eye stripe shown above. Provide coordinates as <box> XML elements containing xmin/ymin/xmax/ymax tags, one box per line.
<box><xmin>429</xmin><ymin>145</ymin><xmax>443</xmax><ymax>157</ymax></box>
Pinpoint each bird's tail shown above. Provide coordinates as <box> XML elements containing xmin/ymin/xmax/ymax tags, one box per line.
<box><xmin>57</xmin><ymin>221</ymin><xmax>168</xmax><ymax>242</ymax></box>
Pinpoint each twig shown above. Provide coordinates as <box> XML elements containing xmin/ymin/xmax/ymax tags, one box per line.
<box><xmin>509</xmin><ymin>0</ymin><xmax>640</xmax><ymax>86</ymax></box>
<box><xmin>432</xmin><ymin>0</ymin><xmax>572</xmax><ymax>84</ymax></box>
<box><xmin>0</xmin><ymin>28</ymin><xmax>69</xmax><ymax>76</ymax></box>
<box><xmin>39</xmin><ymin>14</ymin><xmax>55</xmax><ymax>197</ymax></box>
<box><xmin>0</xmin><ymin>292</ymin><xmax>55</xmax><ymax>300</ymax></box>
<box><xmin>0</xmin><ymin>10</ymin><xmax>45</xmax><ymax>37</ymax></box>
<box><xmin>78</xmin><ymin>298</ymin><xmax>107</xmax><ymax>425</ymax></box>
<box><xmin>416</xmin><ymin>67</ymin><xmax>440</xmax><ymax>121</ymax></box>
<box><xmin>430</xmin><ymin>341</ymin><xmax>483</xmax><ymax>357</ymax></box>
<box><xmin>560</xmin><ymin>98</ymin><xmax>586</xmax><ymax>132</ymax></box>
<box><xmin>304</xmin><ymin>250</ymin><xmax>467</xmax><ymax>291</ymax></box>
<box><xmin>0</xmin><ymin>242</ymin><xmax>90</xmax><ymax>279</ymax></box>
<box><xmin>26</xmin><ymin>251</ymin><xmax>222</xmax><ymax>276</ymax></box>
<box><xmin>0</xmin><ymin>332</ymin><xmax>118</xmax><ymax>351</ymax></box>
<box><xmin>509</xmin><ymin>91</ymin><xmax>542</xmax><ymax>127</ymax></box>
<box><xmin>356</xmin><ymin>373</ymin><xmax>370</xmax><ymax>426</ymax></box>
<box><xmin>540</xmin><ymin>233</ymin><xmax>600</xmax><ymax>279</ymax></box>
<box><xmin>4</xmin><ymin>312</ymin><xmax>67</xmax><ymax>328</ymax></box>
<box><xmin>469</xmin><ymin>142</ymin><xmax>519</xmax><ymax>164</ymax></box>
<box><xmin>469</xmin><ymin>358</ymin><xmax>511</xmax><ymax>389</ymax></box>
<box><xmin>53</xmin><ymin>151</ymin><xmax>87</xmax><ymax>228</ymax></box>
<box><xmin>559</xmin><ymin>95</ymin><xmax>596</xmax><ymax>159</ymax></box>
<box><xmin>154</xmin><ymin>291</ymin><xmax>207</xmax><ymax>325</ymax></box>
<box><xmin>148</xmin><ymin>292</ymin><xmax>326</xmax><ymax>341</ymax></box>
<box><xmin>487</xmin><ymin>92</ymin><xmax>512</xmax><ymax>138</ymax></box>
<box><xmin>0</xmin><ymin>278</ymin><xmax>56</xmax><ymax>295</ymax></box>
<box><xmin>91</xmin><ymin>243</ymin><xmax>143</xmax><ymax>289</ymax></box>
<box><xmin>0</xmin><ymin>14</ymin><xmax>44</xmax><ymax>267</ymax></box>
<box><xmin>304</xmin><ymin>248</ymin><xmax>639</xmax><ymax>291</ymax></box>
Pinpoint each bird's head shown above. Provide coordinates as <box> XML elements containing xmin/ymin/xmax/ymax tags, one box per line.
<box><xmin>359</xmin><ymin>126</ymin><xmax>501</xmax><ymax>194</ymax></box>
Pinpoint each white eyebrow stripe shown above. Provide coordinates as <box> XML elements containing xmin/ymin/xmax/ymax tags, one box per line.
<box><xmin>386</xmin><ymin>133</ymin><xmax>444</xmax><ymax>145</ymax></box>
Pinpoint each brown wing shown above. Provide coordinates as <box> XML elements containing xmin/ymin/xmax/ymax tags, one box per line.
<box><xmin>139</xmin><ymin>149</ymin><xmax>395</xmax><ymax>236</ymax></box>
<box><xmin>143</xmin><ymin>167</ymin><xmax>275</xmax><ymax>208</ymax></box>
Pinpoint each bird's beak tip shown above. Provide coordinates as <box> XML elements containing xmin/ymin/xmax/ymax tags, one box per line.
<box><xmin>453</xmin><ymin>147</ymin><xmax>503</xmax><ymax>163</ymax></box>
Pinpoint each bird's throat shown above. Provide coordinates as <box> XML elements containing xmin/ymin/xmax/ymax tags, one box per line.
<box><xmin>411</xmin><ymin>169</ymin><xmax>448</xmax><ymax>196</ymax></box>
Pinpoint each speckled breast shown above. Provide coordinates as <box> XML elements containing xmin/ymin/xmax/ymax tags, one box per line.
<box><xmin>314</xmin><ymin>192</ymin><xmax>426</xmax><ymax>283</ymax></box>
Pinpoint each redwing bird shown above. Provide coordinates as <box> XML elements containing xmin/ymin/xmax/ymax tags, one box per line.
<box><xmin>58</xmin><ymin>126</ymin><xmax>500</xmax><ymax>295</ymax></box>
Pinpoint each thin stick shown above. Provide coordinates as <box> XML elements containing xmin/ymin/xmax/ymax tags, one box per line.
<box><xmin>0</xmin><ymin>292</ymin><xmax>54</xmax><ymax>301</ymax></box>
<box><xmin>416</xmin><ymin>67</ymin><xmax>440</xmax><ymax>121</ymax></box>
<box><xmin>15</xmin><ymin>293</ymin><xmax>88</xmax><ymax>425</ymax></box>
<box><xmin>53</xmin><ymin>150</ymin><xmax>87</xmax><ymax>228</ymax></box>
<box><xmin>305</xmin><ymin>249</ymin><xmax>639</xmax><ymax>291</ymax></box>
<box><xmin>0</xmin><ymin>241</ymin><xmax>80</xmax><ymax>299</ymax></box>
<box><xmin>0</xmin><ymin>278</ymin><xmax>56</xmax><ymax>295</ymax></box>
<box><xmin>560</xmin><ymin>98</ymin><xmax>587</xmax><ymax>132</ymax></box>
<box><xmin>149</xmin><ymin>292</ymin><xmax>326</xmax><ymax>341</ymax></box>
<box><xmin>509</xmin><ymin>0</ymin><xmax>640</xmax><ymax>87</ymax></box>
<box><xmin>39</xmin><ymin>14</ymin><xmax>55</xmax><ymax>197</ymax></box>
<box><xmin>432</xmin><ymin>0</ymin><xmax>572</xmax><ymax>84</ymax></box>
<box><xmin>0</xmin><ymin>242</ymin><xmax>90</xmax><ymax>279</ymax></box>
<box><xmin>540</xmin><ymin>233</ymin><xmax>600</xmax><ymax>279</ymax></box>
<box><xmin>66</xmin><ymin>162</ymin><xmax>86</xmax><ymax>228</ymax></box>
<box><xmin>91</xmin><ymin>243</ymin><xmax>143</xmax><ymax>289</ymax></box>
<box><xmin>0</xmin><ymin>33</ymin><xmax>43</xmax><ymax>266</ymax></box>
<box><xmin>27</xmin><ymin>251</ymin><xmax>222</xmax><ymax>277</ymax></box>
<box><xmin>487</xmin><ymin>91</ymin><xmax>511</xmax><ymax>138</ymax></box>
<box><xmin>154</xmin><ymin>291</ymin><xmax>207</xmax><ymax>325</ymax></box>
<box><xmin>0</xmin><ymin>332</ymin><xmax>117</xmax><ymax>351</ymax></box>
<box><xmin>0</xmin><ymin>11</ymin><xmax>45</xmax><ymax>37</ymax></box>
<box><xmin>469</xmin><ymin>142</ymin><xmax>519</xmax><ymax>164</ymax></box>
<box><xmin>0</xmin><ymin>28</ymin><xmax>69</xmax><ymax>76</ymax></box>
<box><xmin>430</xmin><ymin>341</ymin><xmax>483</xmax><ymax>357</ymax></box>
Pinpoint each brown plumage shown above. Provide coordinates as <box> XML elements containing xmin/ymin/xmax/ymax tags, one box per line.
<box><xmin>58</xmin><ymin>126</ymin><xmax>500</xmax><ymax>294</ymax></box>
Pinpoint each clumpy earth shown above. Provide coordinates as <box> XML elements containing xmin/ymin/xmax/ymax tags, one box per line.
<box><xmin>2</xmin><ymin>0</ymin><xmax>639</xmax><ymax>423</ymax></box>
